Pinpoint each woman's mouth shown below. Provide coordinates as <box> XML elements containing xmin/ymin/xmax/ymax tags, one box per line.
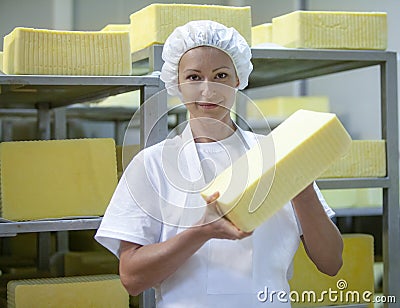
<box><xmin>196</xmin><ymin>102</ymin><xmax>219</xmax><ymax>109</ymax></box>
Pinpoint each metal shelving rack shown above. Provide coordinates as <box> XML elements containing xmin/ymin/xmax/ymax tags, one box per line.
<box><xmin>132</xmin><ymin>45</ymin><xmax>400</xmax><ymax>306</ymax></box>
<box><xmin>0</xmin><ymin>74</ymin><xmax>165</xmax><ymax>272</ymax></box>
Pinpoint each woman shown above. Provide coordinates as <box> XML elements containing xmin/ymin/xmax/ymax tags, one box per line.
<box><xmin>95</xmin><ymin>20</ymin><xmax>343</xmax><ymax>307</ymax></box>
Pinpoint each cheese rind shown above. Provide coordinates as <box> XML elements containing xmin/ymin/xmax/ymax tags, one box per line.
<box><xmin>3</xmin><ymin>27</ymin><xmax>132</xmax><ymax>75</ymax></box>
<box><xmin>247</xmin><ymin>96</ymin><xmax>330</xmax><ymax>118</ymax></box>
<box><xmin>272</xmin><ymin>11</ymin><xmax>387</xmax><ymax>50</ymax></box>
<box><xmin>251</xmin><ymin>23</ymin><xmax>272</xmax><ymax>46</ymax></box>
<box><xmin>201</xmin><ymin>110</ymin><xmax>351</xmax><ymax>232</ymax></box>
<box><xmin>129</xmin><ymin>4</ymin><xmax>252</xmax><ymax>53</ymax></box>
<box><xmin>320</xmin><ymin>140</ymin><xmax>386</xmax><ymax>178</ymax></box>
<box><xmin>7</xmin><ymin>275</ymin><xmax>129</xmax><ymax>308</ymax></box>
<box><xmin>0</xmin><ymin>138</ymin><xmax>118</xmax><ymax>221</ymax></box>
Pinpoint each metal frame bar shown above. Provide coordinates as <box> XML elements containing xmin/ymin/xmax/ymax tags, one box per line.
<box><xmin>380</xmin><ymin>54</ymin><xmax>400</xmax><ymax>307</ymax></box>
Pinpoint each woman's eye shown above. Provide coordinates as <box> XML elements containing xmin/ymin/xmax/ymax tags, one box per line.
<box><xmin>216</xmin><ymin>72</ymin><xmax>228</xmax><ymax>79</ymax></box>
<box><xmin>187</xmin><ymin>74</ymin><xmax>201</xmax><ymax>81</ymax></box>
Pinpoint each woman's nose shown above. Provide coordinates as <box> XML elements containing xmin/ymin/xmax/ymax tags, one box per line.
<box><xmin>200</xmin><ymin>81</ymin><xmax>215</xmax><ymax>98</ymax></box>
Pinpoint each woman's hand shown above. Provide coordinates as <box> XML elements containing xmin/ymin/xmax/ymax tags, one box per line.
<box><xmin>197</xmin><ymin>191</ymin><xmax>253</xmax><ymax>240</ymax></box>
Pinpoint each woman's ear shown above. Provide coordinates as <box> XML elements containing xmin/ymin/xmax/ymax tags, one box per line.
<box><xmin>235</xmin><ymin>76</ymin><xmax>240</xmax><ymax>88</ymax></box>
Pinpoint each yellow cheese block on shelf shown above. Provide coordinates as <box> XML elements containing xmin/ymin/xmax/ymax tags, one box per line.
<box><xmin>129</xmin><ymin>3</ymin><xmax>252</xmax><ymax>53</ymax></box>
<box><xmin>64</xmin><ymin>251</ymin><xmax>119</xmax><ymax>276</ymax></box>
<box><xmin>101</xmin><ymin>24</ymin><xmax>130</xmax><ymax>32</ymax></box>
<box><xmin>0</xmin><ymin>138</ymin><xmax>118</xmax><ymax>221</ymax></box>
<box><xmin>251</xmin><ymin>23</ymin><xmax>272</xmax><ymax>46</ymax></box>
<box><xmin>3</xmin><ymin>27</ymin><xmax>131</xmax><ymax>75</ymax></box>
<box><xmin>201</xmin><ymin>109</ymin><xmax>352</xmax><ymax>232</ymax></box>
<box><xmin>7</xmin><ymin>275</ymin><xmax>129</xmax><ymax>308</ymax></box>
<box><xmin>290</xmin><ymin>234</ymin><xmax>374</xmax><ymax>308</ymax></box>
<box><xmin>272</xmin><ymin>11</ymin><xmax>387</xmax><ymax>50</ymax></box>
<box><xmin>247</xmin><ymin>96</ymin><xmax>330</xmax><ymax>119</ymax></box>
<box><xmin>0</xmin><ymin>51</ymin><xmax>3</xmax><ymax>72</ymax></box>
<box><xmin>321</xmin><ymin>188</ymin><xmax>382</xmax><ymax>209</ymax></box>
<box><xmin>320</xmin><ymin>140</ymin><xmax>386</xmax><ymax>178</ymax></box>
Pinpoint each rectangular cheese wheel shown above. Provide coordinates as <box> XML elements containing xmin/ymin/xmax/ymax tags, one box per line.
<box><xmin>7</xmin><ymin>275</ymin><xmax>129</xmax><ymax>308</ymax></box>
<box><xmin>0</xmin><ymin>138</ymin><xmax>118</xmax><ymax>221</ymax></box>
<box><xmin>247</xmin><ymin>96</ymin><xmax>330</xmax><ymax>119</ymax></box>
<box><xmin>129</xmin><ymin>3</ymin><xmax>251</xmax><ymax>53</ymax></box>
<box><xmin>320</xmin><ymin>140</ymin><xmax>386</xmax><ymax>178</ymax></box>
<box><xmin>251</xmin><ymin>23</ymin><xmax>272</xmax><ymax>46</ymax></box>
<box><xmin>3</xmin><ymin>27</ymin><xmax>131</xmax><ymax>75</ymax></box>
<box><xmin>201</xmin><ymin>109</ymin><xmax>352</xmax><ymax>232</ymax></box>
<box><xmin>64</xmin><ymin>251</ymin><xmax>119</xmax><ymax>276</ymax></box>
<box><xmin>272</xmin><ymin>11</ymin><xmax>387</xmax><ymax>50</ymax></box>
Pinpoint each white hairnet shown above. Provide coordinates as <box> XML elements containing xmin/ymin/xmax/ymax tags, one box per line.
<box><xmin>160</xmin><ymin>20</ymin><xmax>253</xmax><ymax>97</ymax></box>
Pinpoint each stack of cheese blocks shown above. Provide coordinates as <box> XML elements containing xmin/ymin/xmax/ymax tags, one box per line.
<box><xmin>2</xmin><ymin>27</ymin><xmax>131</xmax><ymax>75</ymax></box>
<box><xmin>251</xmin><ymin>10</ymin><xmax>387</xmax><ymax>50</ymax></box>
<box><xmin>201</xmin><ymin>109</ymin><xmax>352</xmax><ymax>232</ymax></box>
<box><xmin>7</xmin><ymin>275</ymin><xmax>129</xmax><ymax>308</ymax></box>
<box><xmin>0</xmin><ymin>138</ymin><xmax>118</xmax><ymax>221</ymax></box>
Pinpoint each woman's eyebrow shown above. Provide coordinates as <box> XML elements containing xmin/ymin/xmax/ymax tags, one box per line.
<box><xmin>212</xmin><ymin>66</ymin><xmax>231</xmax><ymax>72</ymax></box>
<box><xmin>183</xmin><ymin>69</ymin><xmax>201</xmax><ymax>73</ymax></box>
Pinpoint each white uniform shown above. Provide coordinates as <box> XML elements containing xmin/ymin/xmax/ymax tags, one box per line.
<box><xmin>95</xmin><ymin>124</ymin><xmax>334</xmax><ymax>308</ymax></box>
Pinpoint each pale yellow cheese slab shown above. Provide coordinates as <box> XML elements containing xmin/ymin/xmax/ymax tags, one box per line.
<box><xmin>251</xmin><ymin>23</ymin><xmax>272</xmax><ymax>47</ymax></box>
<box><xmin>129</xmin><ymin>3</ymin><xmax>252</xmax><ymax>53</ymax></box>
<box><xmin>7</xmin><ymin>275</ymin><xmax>129</xmax><ymax>308</ymax></box>
<box><xmin>272</xmin><ymin>11</ymin><xmax>387</xmax><ymax>50</ymax></box>
<box><xmin>321</xmin><ymin>188</ymin><xmax>382</xmax><ymax>209</ymax></box>
<box><xmin>201</xmin><ymin>109</ymin><xmax>351</xmax><ymax>232</ymax></box>
<box><xmin>64</xmin><ymin>251</ymin><xmax>119</xmax><ymax>276</ymax></box>
<box><xmin>320</xmin><ymin>140</ymin><xmax>386</xmax><ymax>178</ymax></box>
<box><xmin>247</xmin><ymin>96</ymin><xmax>330</xmax><ymax>119</ymax></box>
<box><xmin>101</xmin><ymin>24</ymin><xmax>130</xmax><ymax>32</ymax></box>
<box><xmin>0</xmin><ymin>138</ymin><xmax>118</xmax><ymax>221</ymax></box>
<box><xmin>290</xmin><ymin>234</ymin><xmax>374</xmax><ymax>308</ymax></box>
<box><xmin>3</xmin><ymin>27</ymin><xmax>131</xmax><ymax>75</ymax></box>
<box><xmin>0</xmin><ymin>51</ymin><xmax>3</xmax><ymax>72</ymax></box>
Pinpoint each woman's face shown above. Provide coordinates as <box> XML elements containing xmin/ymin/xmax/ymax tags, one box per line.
<box><xmin>178</xmin><ymin>46</ymin><xmax>239</xmax><ymax>122</ymax></box>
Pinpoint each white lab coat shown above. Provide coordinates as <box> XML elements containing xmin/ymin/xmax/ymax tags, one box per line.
<box><xmin>95</xmin><ymin>124</ymin><xmax>333</xmax><ymax>307</ymax></box>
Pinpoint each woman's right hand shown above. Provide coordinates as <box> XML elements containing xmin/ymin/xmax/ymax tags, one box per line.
<box><xmin>197</xmin><ymin>191</ymin><xmax>253</xmax><ymax>240</ymax></box>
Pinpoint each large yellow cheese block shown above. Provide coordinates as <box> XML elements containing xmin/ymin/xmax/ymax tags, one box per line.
<box><xmin>321</xmin><ymin>188</ymin><xmax>382</xmax><ymax>209</ymax></box>
<box><xmin>290</xmin><ymin>234</ymin><xmax>374</xmax><ymax>308</ymax></box>
<box><xmin>201</xmin><ymin>109</ymin><xmax>351</xmax><ymax>232</ymax></box>
<box><xmin>247</xmin><ymin>96</ymin><xmax>330</xmax><ymax>119</ymax></box>
<box><xmin>251</xmin><ymin>23</ymin><xmax>272</xmax><ymax>46</ymax></box>
<box><xmin>129</xmin><ymin>3</ymin><xmax>252</xmax><ymax>53</ymax></box>
<box><xmin>320</xmin><ymin>140</ymin><xmax>386</xmax><ymax>178</ymax></box>
<box><xmin>0</xmin><ymin>51</ymin><xmax>3</xmax><ymax>72</ymax></box>
<box><xmin>64</xmin><ymin>251</ymin><xmax>119</xmax><ymax>276</ymax></box>
<box><xmin>3</xmin><ymin>27</ymin><xmax>131</xmax><ymax>75</ymax></box>
<box><xmin>272</xmin><ymin>11</ymin><xmax>387</xmax><ymax>50</ymax></box>
<box><xmin>0</xmin><ymin>138</ymin><xmax>118</xmax><ymax>221</ymax></box>
<box><xmin>7</xmin><ymin>275</ymin><xmax>129</xmax><ymax>308</ymax></box>
<box><xmin>101</xmin><ymin>24</ymin><xmax>130</xmax><ymax>32</ymax></box>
